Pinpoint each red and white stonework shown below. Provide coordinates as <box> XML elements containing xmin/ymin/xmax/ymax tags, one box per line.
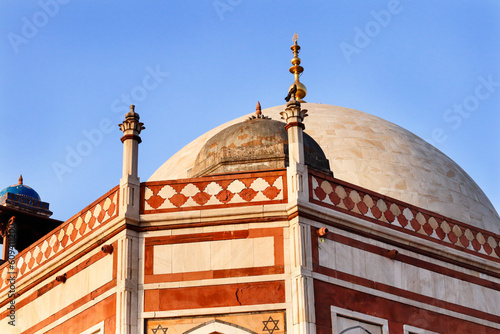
<box><xmin>0</xmin><ymin>187</ymin><xmax>120</xmax><ymax>333</ymax></box>
<box><xmin>1</xmin><ymin>104</ymin><xmax>500</xmax><ymax>334</ymax></box>
<box><xmin>0</xmin><ymin>187</ymin><xmax>119</xmax><ymax>291</ymax></box>
<box><xmin>309</xmin><ymin>171</ymin><xmax>500</xmax><ymax>261</ymax></box>
<box><xmin>142</xmin><ymin>171</ymin><xmax>286</xmax><ymax>213</ymax></box>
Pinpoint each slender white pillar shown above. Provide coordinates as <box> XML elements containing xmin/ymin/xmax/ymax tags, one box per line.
<box><xmin>118</xmin><ymin>105</ymin><xmax>145</xmax><ymax>221</ymax></box>
<box><xmin>280</xmin><ymin>100</ymin><xmax>309</xmax><ymax>204</ymax></box>
<box><xmin>281</xmin><ymin>99</ymin><xmax>315</xmax><ymax>334</ymax></box>
<box><xmin>116</xmin><ymin>106</ymin><xmax>144</xmax><ymax>334</ymax></box>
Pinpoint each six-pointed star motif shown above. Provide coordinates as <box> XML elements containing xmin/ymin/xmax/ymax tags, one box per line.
<box><xmin>152</xmin><ymin>324</ymin><xmax>168</xmax><ymax>334</ymax></box>
<box><xmin>262</xmin><ymin>316</ymin><xmax>280</xmax><ymax>334</ymax></box>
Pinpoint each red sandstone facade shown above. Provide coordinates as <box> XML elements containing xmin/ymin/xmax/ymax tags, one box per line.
<box><xmin>1</xmin><ymin>166</ymin><xmax>499</xmax><ymax>333</ymax></box>
<box><xmin>1</xmin><ymin>102</ymin><xmax>500</xmax><ymax>334</ymax></box>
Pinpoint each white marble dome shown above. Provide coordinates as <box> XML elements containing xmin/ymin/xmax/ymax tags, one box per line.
<box><xmin>149</xmin><ymin>103</ymin><xmax>500</xmax><ymax>234</ymax></box>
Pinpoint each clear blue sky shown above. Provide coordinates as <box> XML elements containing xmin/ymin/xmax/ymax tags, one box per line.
<box><xmin>1</xmin><ymin>0</ymin><xmax>499</xmax><ymax>221</ymax></box>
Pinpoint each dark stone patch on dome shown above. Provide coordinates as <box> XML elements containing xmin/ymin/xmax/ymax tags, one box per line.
<box><xmin>190</xmin><ymin>118</ymin><xmax>331</xmax><ymax>177</ymax></box>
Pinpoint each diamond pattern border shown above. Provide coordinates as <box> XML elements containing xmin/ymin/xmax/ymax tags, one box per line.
<box><xmin>0</xmin><ymin>186</ymin><xmax>119</xmax><ymax>292</ymax></box>
<box><xmin>141</xmin><ymin>170</ymin><xmax>287</xmax><ymax>214</ymax></box>
<box><xmin>309</xmin><ymin>172</ymin><xmax>500</xmax><ymax>261</ymax></box>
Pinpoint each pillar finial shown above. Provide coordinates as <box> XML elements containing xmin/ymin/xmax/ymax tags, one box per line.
<box><xmin>256</xmin><ymin>101</ymin><xmax>262</xmax><ymax>115</ymax></box>
<box><xmin>18</xmin><ymin>174</ymin><xmax>23</xmax><ymax>185</ymax></box>
<box><xmin>119</xmin><ymin>106</ymin><xmax>145</xmax><ymax>143</ymax></box>
<box><xmin>285</xmin><ymin>32</ymin><xmax>307</xmax><ymax>103</ymax></box>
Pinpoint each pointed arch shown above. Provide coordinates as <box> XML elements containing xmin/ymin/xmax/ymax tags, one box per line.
<box><xmin>340</xmin><ymin>326</ymin><xmax>373</xmax><ymax>334</ymax></box>
<box><xmin>184</xmin><ymin>319</ymin><xmax>257</xmax><ymax>334</ymax></box>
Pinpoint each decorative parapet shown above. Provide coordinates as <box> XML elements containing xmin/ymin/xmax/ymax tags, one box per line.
<box><xmin>0</xmin><ymin>186</ymin><xmax>119</xmax><ymax>292</ymax></box>
<box><xmin>309</xmin><ymin>171</ymin><xmax>500</xmax><ymax>262</ymax></box>
<box><xmin>0</xmin><ymin>192</ymin><xmax>49</xmax><ymax>211</ymax></box>
<box><xmin>142</xmin><ymin>170</ymin><xmax>287</xmax><ymax>214</ymax></box>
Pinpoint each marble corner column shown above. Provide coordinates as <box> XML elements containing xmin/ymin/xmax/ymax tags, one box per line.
<box><xmin>117</xmin><ymin>106</ymin><xmax>144</xmax><ymax>333</ymax></box>
<box><xmin>119</xmin><ymin>105</ymin><xmax>145</xmax><ymax>222</ymax></box>
<box><xmin>115</xmin><ymin>231</ymin><xmax>140</xmax><ymax>334</ymax></box>
<box><xmin>280</xmin><ymin>99</ymin><xmax>309</xmax><ymax>205</ymax></box>
<box><xmin>281</xmin><ymin>100</ymin><xmax>316</xmax><ymax>334</ymax></box>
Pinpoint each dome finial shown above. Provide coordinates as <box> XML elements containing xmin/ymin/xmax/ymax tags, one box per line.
<box><xmin>285</xmin><ymin>32</ymin><xmax>307</xmax><ymax>103</ymax></box>
<box><xmin>248</xmin><ymin>101</ymin><xmax>269</xmax><ymax>120</ymax></box>
<box><xmin>18</xmin><ymin>174</ymin><xmax>23</xmax><ymax>185</ymax></box>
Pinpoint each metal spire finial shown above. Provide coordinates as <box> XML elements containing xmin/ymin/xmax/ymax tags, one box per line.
<box><xmin>285</xmin><ymin>33</ymin><xmax>307</xmax><ymax>103</ymax></box>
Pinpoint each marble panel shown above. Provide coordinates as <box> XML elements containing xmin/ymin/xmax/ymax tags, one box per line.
<box><xmin>172</xmin><ymin>242</ymin><xmax>211</xmax><ymax>273</ymax></box>
<box><xmin>153</xmin><ymin>244</ymin><xmax>172</xmax><ymax>275</ymax></box>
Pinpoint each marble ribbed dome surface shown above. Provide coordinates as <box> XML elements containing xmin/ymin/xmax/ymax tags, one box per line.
<box><xmin>149</xmin><ymin>103</ymin><xmax>500</xmax><ymax>234</ymax></box>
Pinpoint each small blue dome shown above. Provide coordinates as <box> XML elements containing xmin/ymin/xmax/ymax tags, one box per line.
<box><xmin>0</xmin><ymin>175</ymin><xmax>41</xmax><ymax>201</ymax></box>
<box><xmin>0</xmin><ymin>184</ymin><xmax>41</xmax><ymax>201</ymax></box>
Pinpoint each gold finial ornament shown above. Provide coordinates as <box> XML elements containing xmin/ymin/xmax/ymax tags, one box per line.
<box><xmin>18</xmin><ymin>174</ymin><xmax>23</xmax><ymax>185</ymax></box>
<box><xmin>288</xmin><ymin>32</ymin><xmax>307</xmax><ymax>102</ymax></box>
<box><xmin>256</xmin><ymin>101</ymin><xmax>262</xmax><ymax>115</ymax></box>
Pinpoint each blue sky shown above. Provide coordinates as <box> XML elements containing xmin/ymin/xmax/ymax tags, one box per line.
<box><xmin>1</xmin><ymin>0</ymin><xmax>499</xmax><ymax>221</ymax></box>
